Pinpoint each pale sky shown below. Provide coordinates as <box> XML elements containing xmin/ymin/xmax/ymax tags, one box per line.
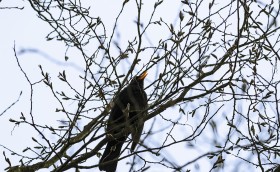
<box><xmin>1</xmin><ymin>0</ymin><xmax>279</xmax><ymax>172</ymax></box>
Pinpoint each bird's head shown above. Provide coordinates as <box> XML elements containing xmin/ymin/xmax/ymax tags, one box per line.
<box><xmin>130</xmin><ymin>71</ymin><xmax>148</xmax><ymax>89</ymax></box>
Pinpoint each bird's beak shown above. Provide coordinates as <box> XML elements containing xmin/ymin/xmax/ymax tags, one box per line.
<box><xmin>138</xmin><ymin>71</ymin><xmax>148</xmax><ymax>80</ymax></box>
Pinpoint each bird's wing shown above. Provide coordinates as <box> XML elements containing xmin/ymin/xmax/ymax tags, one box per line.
<box><xmin>130</xmin><ymin>116</ymin><xmax>144</xmax><ymax>152</ymax></box>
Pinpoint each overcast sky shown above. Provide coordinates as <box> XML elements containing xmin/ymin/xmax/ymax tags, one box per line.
<box><xmin>1</xmin><ymin>1</ymin><xmax>279</xmax><ymax>172</ymax></box>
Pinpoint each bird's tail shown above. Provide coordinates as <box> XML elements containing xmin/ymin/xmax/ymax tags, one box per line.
<box><xmin>99</xmin><ymin>137</ymin><xmax>126</xmax><ymax>172</ymax></box>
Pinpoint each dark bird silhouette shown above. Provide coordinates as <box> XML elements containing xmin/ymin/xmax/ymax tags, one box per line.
<box><xmin>99</xmin><ymin>71</ymin><xmax>148</xmax><ymax>172</ymax></box>
<box><xmin>274</xmin><ymin>165</ymin><xmax>280</xmax><ymax>172</ymax></box>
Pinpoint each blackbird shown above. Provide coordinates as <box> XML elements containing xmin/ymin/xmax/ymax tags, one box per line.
<box><xmin>99</xmin><ymin>71</ymin><xmax>148</xmax><ymax>172</ymax></box>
